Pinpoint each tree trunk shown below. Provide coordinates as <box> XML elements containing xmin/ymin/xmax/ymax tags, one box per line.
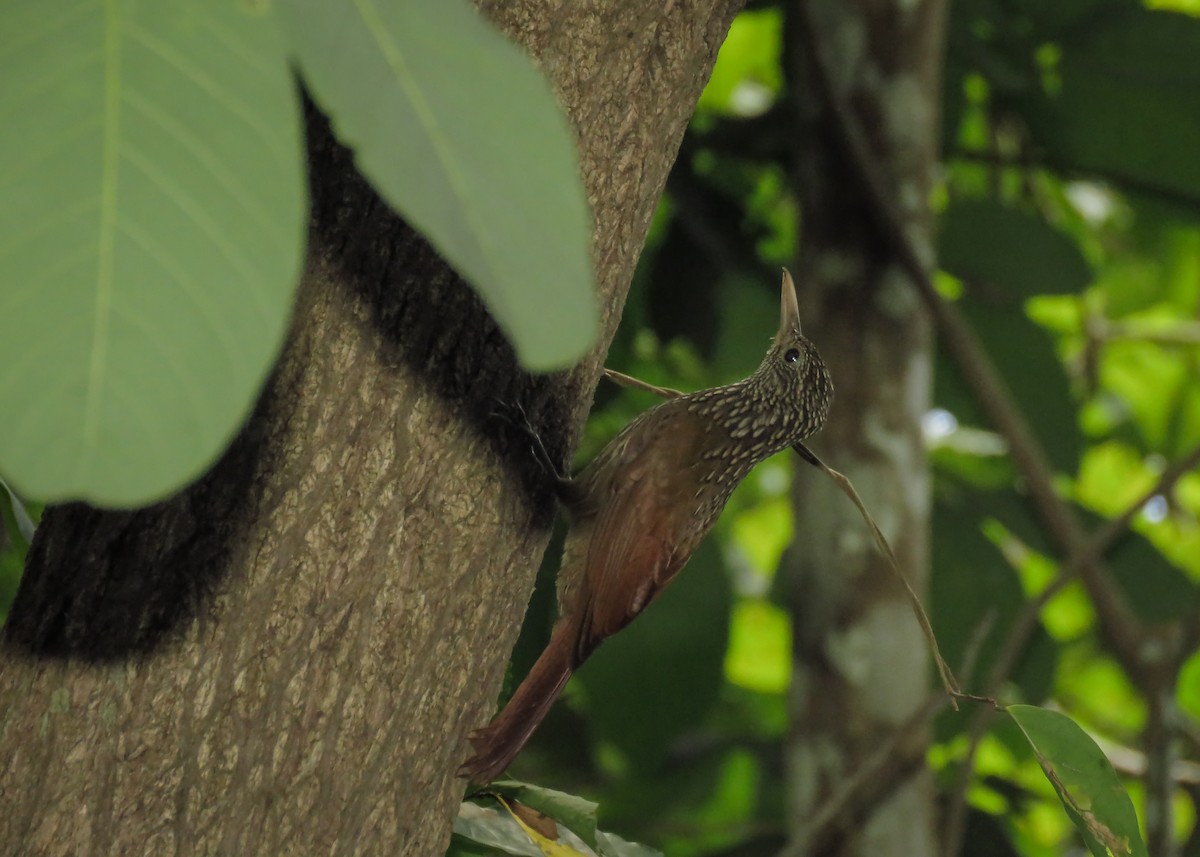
<box><xmin>785</xmin><ymin>0</ymin><xmax>947</xmax><ymax>854</ymax></box>
<box><xmin>0</xmin><ymin>3</ymin><xmax>744</xmax><ymax>855</ymax></box>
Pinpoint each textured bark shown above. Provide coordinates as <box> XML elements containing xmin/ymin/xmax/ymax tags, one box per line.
<box><xmin>0</xmin><ymin>3</ymin><xmax>743</xmax><ymax>855</ymax></box>
<box><xmin>785</xmin><ymin>0</ymin><xmax>947</xmax><ymax>855</ymax></box>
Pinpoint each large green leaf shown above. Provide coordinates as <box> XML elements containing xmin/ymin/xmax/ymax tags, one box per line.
<box><xmin>0</xmin><ymin>0</ymin><xmax>304</xmax><ymax>505</ymax></box>
<box><xmin>1008</xmin><ymin>705</ymin><xmax>1149</xmax><ymax>857</ymax></box>
<box><xmin>275</xmin><ymin>0</ymin><xmax>597</xmax><ymax>371</ymax></box>
<box><xmin>1101</xmin><ymin>339</ymin><xmax>1200</xmax><ymax>456</ymax></box>
<box><xmin>939</xmin><ymin>199</ymin><xmax>1093</xmax><ymax>299</ymax></box>
<box><xmin>1023</xmin><ymin>7</ymin><xmax>1200</xmax><ymax>214</ymax></box>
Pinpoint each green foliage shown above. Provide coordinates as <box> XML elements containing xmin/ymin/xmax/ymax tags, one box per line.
<box><xmin>0</xmin><ymin>0</ymin><xmax>595</xmax><ymax>508</ymax></box>
<box><xmin>453</xmin><ymin>781</ymin><xmax>663</xmax><ymax>857</ymax></box>
<box><xmin>0</xmin><ymin>0</ymin><xmax>304</xmax><ymax>505</ymax></box>
<box><xmin>694</xmin><ymin>8</ymin><xmax>782</xmax><ymax>119</ymax></box>
<box><xmin>490</xmin><ymin>780</ymin><xmax>602</xmax><ymax>851</ymax></box>
<box><xmin>275</xmin><ymin>0</ymin><xmax>596</xmax><ymax>372</ymax></box>
<box><xmin>4</xmin><ymin>1</ymin><xmax>1198</xmax><ymax>854</ymax></box>
<box><xmin>1009</xmin><ymin>705</ymin><xmax>1149</xmax><ymax>857</ymax></box>
<box><xmin>1022</xmin><ymin>7</ymin><xmax>1200</xmax><ymax>214</ymax></box>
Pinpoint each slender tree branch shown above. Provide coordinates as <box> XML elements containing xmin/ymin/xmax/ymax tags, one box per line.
<box><xmin>601</xmin><ymin>368</ymin><xmax>683</xmax><ymax>399</ymax></box>
<box><xmin>1094</xmin><ymin>319</ymin><xmax>1200</xmax><ymax>347</ymax></box>
<box><xmin>1145</xmin><ymin>687</ymin><xmax>1181</xmax><ymax>857</ymax></box>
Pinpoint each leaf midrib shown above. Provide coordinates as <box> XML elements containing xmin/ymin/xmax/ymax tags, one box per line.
<box><xmin>81</xmin><ymin>0</ymin><xmax>123</xmax><ymax>478</ymax></box>
<box><xmin>350</xmin><ymin>0</ymin><xmax>507</xmax><ymax>310</ymax></box>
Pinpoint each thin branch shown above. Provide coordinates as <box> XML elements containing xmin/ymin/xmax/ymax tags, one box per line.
<box><xmin>1095</xmin><ymin>319</ymin><xmax>1200</xmax><ymax>348</ymax></box>
<box><xmin>1145</xmin><ymin>690</ymin><xmax>1181</xmax><ymax>857</ymax></box>
<box><xmin>602</xmin><ymin>368</ymin><xmax>683</xmax><ymax>399</ymax></box>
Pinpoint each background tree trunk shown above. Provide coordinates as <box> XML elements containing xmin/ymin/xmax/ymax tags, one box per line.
<box><xmin>0</xmin><ymin>3</ymin><xmax>744</xmax><ymax>855</ymax></box>
<box><xmin>785</xmin><ymin>0</ymin><xmax>947</xmax><ymax>854</ymax></box>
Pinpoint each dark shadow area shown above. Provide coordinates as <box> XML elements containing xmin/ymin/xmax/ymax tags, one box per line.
<box><xmin>302</xmin><ymin>101</ymin><xmax>577</xmax><ymax>500</ymax></box>
<box><xmin>2</xmin><ymin>97</ymin><xmax>573</xmax><ymax>659</ymax></box>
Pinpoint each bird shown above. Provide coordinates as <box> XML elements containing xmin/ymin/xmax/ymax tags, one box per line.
<box><xmin>460</xmin><ymin>269</ymin><xmax>833</xmax><ymax>783</ymax></box>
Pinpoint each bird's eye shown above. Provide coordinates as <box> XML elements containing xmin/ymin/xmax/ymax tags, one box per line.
<box><xmin>784</xmin><ymin>348</ymin><xmax>801</xmax><ymax>364</ymax></box>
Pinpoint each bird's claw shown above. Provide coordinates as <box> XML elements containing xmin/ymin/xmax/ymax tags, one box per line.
<box><xmin>490</xmin><ymin>399</ymin><xmax>567</xmax><ymax>482</ymax></box>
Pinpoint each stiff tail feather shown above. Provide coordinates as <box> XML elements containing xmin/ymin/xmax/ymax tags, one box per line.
<box><xmin>458</xmin><ymin>622</ymin><xmax>578</xmax><ymax>784</ymax></box>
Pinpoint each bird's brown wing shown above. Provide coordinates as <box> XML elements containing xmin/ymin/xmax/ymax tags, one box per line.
<box><xmin>575</xmin><ymin>406</ymin><xmax>706</xmax><ymax>654</ymax></box>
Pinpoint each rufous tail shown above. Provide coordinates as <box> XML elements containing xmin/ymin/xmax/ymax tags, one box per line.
<box><xmin>458</xmin><ymin>621</ymin><xmax>578</xmax><ymax>784</ymax></box>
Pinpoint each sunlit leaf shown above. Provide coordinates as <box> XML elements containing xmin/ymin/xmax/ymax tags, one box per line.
<box><xmin>695</xmin><ymin>8</ymin><xmax>782</xmax><ymax>118</ymax></box>
<box><xmin>1101</xmin><ymin>340</ymin><xmax>1200</xmax><ymax>455</ymax></box>
<box><xmin>1056</xmin><ymin>647</ymin><xmax>1146</xmax><ymax>735</ymax></box>
<box><xmin>725</xmin><ymin>599</ymin><xmax>790</xmax><ymax>694</ymax></box>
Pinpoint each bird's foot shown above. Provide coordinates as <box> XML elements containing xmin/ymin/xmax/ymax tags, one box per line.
<box><xmin>489</xmin><ymin>400</ymin><xmax>570</xmax><ymax>485</ymax></box>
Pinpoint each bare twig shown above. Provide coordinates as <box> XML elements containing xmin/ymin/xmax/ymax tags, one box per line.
<box><xmin>602</xmin><ymin>368</ymin><xmax>683</xmax><ymax>399</ymax></box>
<box><xmin>792</xmin><ymin>443</ymin><xmax>963</xmax><ymax>703</ymax></box>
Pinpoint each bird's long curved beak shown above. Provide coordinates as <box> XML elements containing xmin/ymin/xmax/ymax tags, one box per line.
<box><xmin>778</xmin><ymin>268</ymin><xmax>802</xmax><ymax>342</ymax></box>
